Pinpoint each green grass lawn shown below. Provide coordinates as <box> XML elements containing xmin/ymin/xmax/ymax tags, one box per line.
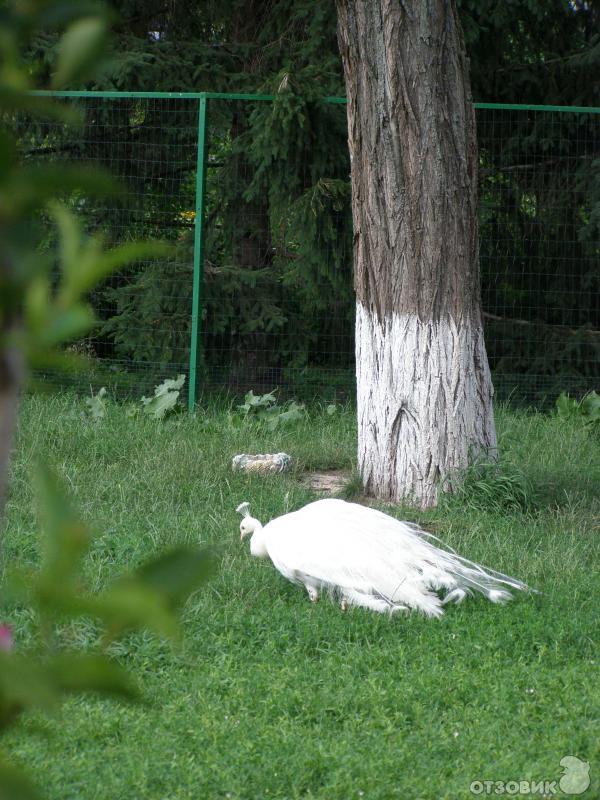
<box><xmin>2</xmin><ymin>393</ymin><xmax>599</xmax><ymax>800</ymax></box>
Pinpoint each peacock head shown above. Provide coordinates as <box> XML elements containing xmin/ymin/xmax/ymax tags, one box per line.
<box><xmin>236</xmin><ymin>502</ymin><xmax>262</xmax><ymax>540</ymax></box>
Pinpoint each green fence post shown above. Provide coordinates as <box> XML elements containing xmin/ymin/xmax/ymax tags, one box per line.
<box><xmin>188</xmin><ymin>93</ymin><xmax>209</xmax><ymax>412</ymax></box>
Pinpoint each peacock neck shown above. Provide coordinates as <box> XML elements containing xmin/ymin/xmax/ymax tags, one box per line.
<box><xmin>250</xmin><ymin>523</ymin><xmax>269</xmax><ymax>559</ymax></box>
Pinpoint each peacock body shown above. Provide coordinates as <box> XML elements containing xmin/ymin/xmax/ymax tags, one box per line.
<box><xmin>237</xmin><ymin>498</ymin><xmax>532</xmax><ymax>617</ymax></box>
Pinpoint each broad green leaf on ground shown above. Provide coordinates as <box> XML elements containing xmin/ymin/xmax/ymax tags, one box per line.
<box><xmin>238</xmin><ymin>390</ymin><xmax>276</xmax><ymax>414</ymax></box>
<box><xmin>141</xmin><ymin>375</ymin><xmax>186</xmax><ymax>419</ymax></box>
<box><xmin>581</xmin><ymin>391</ymin><xmax>600</xmax><ymax>422</ymax></box>
<box><xmin>268</xmin><ymin>400</ymin><xmax>305</xmax><ymax>429</ymax></box>
<box><xmin>556</xmin><ymin>390</ymin><xmax>600</xmax><ymax>425</ymax></box>
<box><xmin>85</xmin><ymin>387</ymin><xmax>107</xmax><ymax>421</ymax></box>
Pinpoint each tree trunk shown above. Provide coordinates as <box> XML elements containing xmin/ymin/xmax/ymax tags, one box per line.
<box><xmin>336</xmin><ymin>0</ymin><xmax>497</xmax><ymax>507</ymax></box>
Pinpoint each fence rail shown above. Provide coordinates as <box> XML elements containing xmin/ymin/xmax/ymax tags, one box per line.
<box><xmin>19</xmin><ymin>92</ymin><xmax>600</xmax><ymax>408</ymax></box>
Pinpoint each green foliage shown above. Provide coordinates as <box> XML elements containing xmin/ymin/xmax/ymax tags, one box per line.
<box><xmin>237</xmin><ymin>389</ymin><xmax>305</xmax><ymax>430</ymax></box>
<box><xmin>141</xmin><ymin>374</ymin><xmax>185</xmax><ymax>420</ymax></box>
<box><xmin>0</xmin><ymin>754</ymin><xmax>41</xmax><ymax>800</ymax></box>
<box><xmin>100</xmin><ymin>258</ymin><xmax>194</xmax><ymax>371</ymax></box>
<box><xmin>26</xmin><ymin>4</ymin><xmax>351</xmax><ymax>388</ymax></box>
<box><xmin>85</xmin><ymin>386</ymin><xmax>107</xmax><ymax>420</ymax></box>
<box><xmin>24</xmin><ymin>205</ymin><xmax>166</xmax><ymax>374</ymax></box>
<box><xmin>203</xmin><ymin>82</ymin><xmax>353</xmax><ymax>381</ymax></box>
<box><xmin>0</xmin><ymin>1</ymin><xmax>112</xmax><ymax>376</ymax></box>
<box><xmin>458</xmin><ymin>0</ymin><xmax>598</xmax><ymax>107</ymax></box>
<box><xmin>51</xmin><ymin>17</ymin><xmax>110</xmax><ymax>90</ymax></box>
<box><xmin>97</xmin><ymin>84</ymin><xmax>354</xmax><ymax>388</ymax></box>
<box><xmin>445</xmin><ymin>457</ymin><xmax>534</xmax><ymax>514</ymax></box>
<box><xmin>86</xmin><ymin>376</ymin><xmax>188</xmax><ymax>421</ymax></box>
<box><xmin>477</xmin><ymin>109</ymin><xmax>600</xmax><ymax>397</ymax></box>
<box><xmin>555</xmin><ymin>390</ymin><xmax>600</xmax><ymax>425</ymax></box>
<box><xmin>237</xmin><ymin>389</ymin><xmax>277</xmax><ymax>414</ymax></box>
<box><xmin>0</xmin><ymin>5</ymin><xmax>198</xmax><ymax>798</ymax></box>
<box><xmin>462</xmin><ymin>1</ymin><xmax>600</xmax><ymax>397</ymax></box>
<box><xmin>1</xmin><ymin>14</ymin><xmax>171</xmax><ymax>381</ymax></box>
<box><xmin>17</xmin><ymin>1</ymin><xmax>598</xmax><ymax>398</ymax></box>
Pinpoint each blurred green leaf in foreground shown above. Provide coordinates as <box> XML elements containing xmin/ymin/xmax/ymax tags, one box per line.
<box><xmin>0</xmin><ymin>3</ymin><xmax>210</xmax><ymax>798</ymax></box>
<box><xmin>2</xmin><ymin>465</ymin><xmax>215</xmax><ymax>796</ymax></box>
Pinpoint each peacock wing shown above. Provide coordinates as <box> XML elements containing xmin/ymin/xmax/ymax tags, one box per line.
<box><xmin>263</xmin><ymin>500</ymin><xmax>436</xmax><ymax>605</ymax></box>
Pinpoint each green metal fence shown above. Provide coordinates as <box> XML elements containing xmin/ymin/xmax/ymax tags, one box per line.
<box><xmin>21</xmin><ymin>91</ymin><xmax>599</xmax><ymax>408</ymax></box>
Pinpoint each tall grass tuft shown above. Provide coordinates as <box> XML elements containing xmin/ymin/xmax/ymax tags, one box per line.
<box><xmin>444</xmin><ymin>456</ymin><xmax>534</xmax><ymax>514</ymax></box>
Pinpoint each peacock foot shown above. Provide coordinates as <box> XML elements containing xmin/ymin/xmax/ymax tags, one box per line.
<box><xmin>306</xmin><ymin>586</ymin><xmax>319</xmax><ymax>603</ymax></box>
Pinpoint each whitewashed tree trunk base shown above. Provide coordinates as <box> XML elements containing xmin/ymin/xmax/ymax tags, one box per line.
<box><xmin>356</xmin><ymin>303</ymin><xmax>497</xmax><ymax>508</ymax></box>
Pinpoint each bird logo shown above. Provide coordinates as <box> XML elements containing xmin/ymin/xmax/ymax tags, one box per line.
<box><xmin>559</xmin><ymin>756</ymin><xmax>591</xmax><ymax>795</ymax></box>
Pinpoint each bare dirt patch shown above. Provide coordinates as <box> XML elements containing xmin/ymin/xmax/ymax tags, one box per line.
<box><xmin>304</xmin><ymin>470</ymin><xmax>350</xmax><ymax>494</ymax></box>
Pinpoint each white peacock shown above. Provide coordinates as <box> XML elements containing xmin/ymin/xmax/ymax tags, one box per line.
<box><xmin>237</xmin><ymin>498</ymin><xmax>533</xmax><ymax>617</ymax></box>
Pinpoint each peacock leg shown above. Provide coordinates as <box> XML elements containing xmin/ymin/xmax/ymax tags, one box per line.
<box><xmin>306</xmin><ymin>586</ymin><xmax>319</xmax><ymax>603</ymax></box>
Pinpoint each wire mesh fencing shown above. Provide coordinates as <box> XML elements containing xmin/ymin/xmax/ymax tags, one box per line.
<box><xmin>199</xmin><ymin>95</ymin><xmax>354</xmax><ymax>402</ymax></box>
<box><xmin>477</xmin><ymin>105</ymin><xmax>599</xmax><ymax>403</ymax></box>
<box><xmin>16</xmin><ymin>92</ymin><xmax>600</xmax><ymax>407</ymax></box>
<box><xmin>17</xmin><ymin>92</ymin><xmax>200</xmax><ymax>396</ymax></box>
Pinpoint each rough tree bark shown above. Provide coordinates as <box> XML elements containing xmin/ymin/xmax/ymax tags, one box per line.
<box><xmin>336</xmin><ymin>0</ymin><xmax>497</xmax><ymax>507</ymax></box>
